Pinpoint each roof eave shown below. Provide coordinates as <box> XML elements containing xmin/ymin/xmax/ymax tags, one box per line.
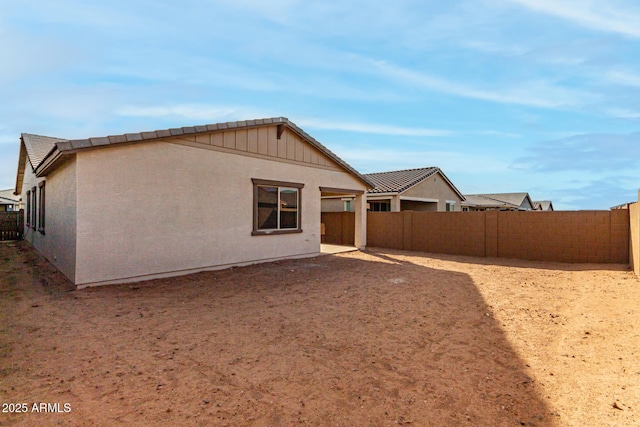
<box><xmin>19</xmin><ymin>117</ymin><xmax>374</xmax><ymax>190</ymax></box>
<box><xmin>366</xmin><ymin>191</ymin><xmax>400</xmax><ymax>197</ymax></box>
<box><xmin>34</xmin><ymin>147</ymin><xmax>64</xmax><ymax>177</ymax></box>
<box><xmin>14</xmin><ymin>139</ymin><xmax>28</xmax><ymax>195</ymax></box>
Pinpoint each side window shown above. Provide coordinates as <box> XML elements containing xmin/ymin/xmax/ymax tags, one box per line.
<box><xmin>369</xmin><ymin>201</ymin><xmax>390</xmax><ymax>212</ymax></box>
<box><xmin>38</xmin><ymin>181</ymin><xmax>45</xmax><ymax>234</ymax></box>
<box><xmin>31</xmin><ymin>187</ymin><xmax>36</xmax><ymax>229</ymax></box>
<box><xmin>26</xmin><ymin>190</ymin><xmax>31</xmax><ymax>226</ymax></box>
<box><xmin>252</xmin><ymin>179</ymin><xmax>303</xmax><ymax>235</ymax></box>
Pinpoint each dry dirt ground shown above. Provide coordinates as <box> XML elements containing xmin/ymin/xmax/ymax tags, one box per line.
<box><xmin>1</xmin><ymin>241</ymin><xmax>639</xmax><ymax>427</ymax></box>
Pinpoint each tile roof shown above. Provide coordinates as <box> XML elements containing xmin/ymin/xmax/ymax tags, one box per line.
<box><xmin>0</xmin><ymin>189</ymin><xmax>20</xmax><ymax>205</ymax></box>
<box><xmin>21</xmin><ymin>134</ymin><xmax>66</xmax><ymax>170</ymax></box>
<box><xmin>532</xmin><ymin>200</ymin><xmax>554</xmax><ymax>211</ymax></box>
<box><xmin>474</xmin><ymin>192</ymin><xmax>530</xmax><ymax>207</ymax></box>
<box><xmin>58</xmin><ymin>118</ymin><xmax>311</xmax><ymax>153</ymax></box>
<box><xmin>17</xmin><ymin>117</ymin><xmax>373</xmax><ymax>189</ymax></box>
<box><xmin>463</xmin><ymin>192</ymin><xmax>534</xmax><ymax>210</ymax></box>
<box><xmin>0</xmin><ymin>189</ymin><xmax>20</xmax><ymax>202</ymax></box>
<box><xmin>364</xmin><ymin>167</ymin><xmax>440</xmax><ymax>194</ymax></box>
<box><xmin>462</xmin><ymin>194</ymin><xmax>518</xmax><ymax>208</ymax></box>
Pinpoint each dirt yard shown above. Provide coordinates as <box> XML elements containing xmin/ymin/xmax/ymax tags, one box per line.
<box><xmin>1</xmin><ymin>241</ymin><xmax>638</xmax><ymax>426</ymax></box>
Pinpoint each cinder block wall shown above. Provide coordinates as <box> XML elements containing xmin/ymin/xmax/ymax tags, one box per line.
<box><xmin>497</xmin><ymin>210</ymin><xmax>628</xmax><ymax>263</ymax></box>
<box><xmin>630</xmin><ymin>201</ymin><xmax>640</xmax><ymax>275</ymax></box>
<box><xmin>321</xmin><ymin>212</ymin><xmax>355</xmax><ymax>246</ymax></box>
<box><xmin>367</xmin><ymin>211</ymin><xmax>404</xmax><ymax>249</ymax></box>
<box><xmin>411</xmin><ymin>211</ymin><xmax>486</xmax><ymax>257</ymax></box>
<box><xmin>367</xmin><ymin>210</ymin><xmax>630</xmax><ymax>264</ymax></box>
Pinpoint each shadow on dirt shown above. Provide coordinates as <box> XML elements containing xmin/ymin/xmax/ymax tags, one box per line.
<box><xmin>1</xmin><ymin>242</ymin><xmax>554</xmax><ymax>426</ymax></box>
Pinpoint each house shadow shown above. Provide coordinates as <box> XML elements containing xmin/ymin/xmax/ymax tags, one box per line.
<box><xmin>7</xmin><ymin>242</ymin><xmax>555</xmax><ymax>426</ymax></box>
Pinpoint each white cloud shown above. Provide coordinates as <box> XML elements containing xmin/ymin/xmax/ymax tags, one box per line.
<box><xmin>514</xmin><ymin>131</ymin><xmax>640</xmax><ymax>172</ymax></box>
<box><xmin>0</xmin><ymin>27</ymin><xmax>82</xmax><ymax>81</ymax></box>
<box><xmin>296</xmin><ymin>118</ymin><xmax>452</xmax><ymax>137</ymax></box>
<box><xmin>368</xmin><ymin>59</ymin><xmax>593</xmax><ymax>109</ymax></box>
<box><xmin>215</xmin><ymin>0</ymin><xmax>301</xmax><ymax>25</ymax></box>
<box><xmin>605</xmin><ymin>108</ymin><xmax>640</xmax><ymax>119</ymax></box>
<box><xmin>333</xmin><ymin>146</ymin><xmax>511</xmax><ymax>175</ymax></box>
<box><xmin>116</xmin><ymin>105</ymin><xmax>270</xmax><ymax>122</ymax></box>
<box><xmin>606</xmin><ymin>70</ymin><xmax>640</xmax><ymax>87</ymax></box>
<box><xmin>535</xmin><ymin>176</ymin><xmax>639</xmax><ymax>210</ymax></box>
<box><xmin>117</xmin><ymin>106</ymin><xmax>453</xmax><ymax>137</ymax></box>
<box><xmin>473</xmin><ymin>130</ymin><xmax>521</xmax><ymax>138</ymax></box>
<box><xmin>461</xmin><ymin>40</ymin><xmax>527</xmax><ymax>56</ymax></box>
<box><xmin>505</xmin><ymin>0</ymin><xmax>640</xmax><ymax>38</ymax></box>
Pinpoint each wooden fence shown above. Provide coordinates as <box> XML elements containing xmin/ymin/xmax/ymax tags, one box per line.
<box><xmin>0</xmin><ymin>210</ymin><xmax>24</xmax><ymax>241</ymax></box>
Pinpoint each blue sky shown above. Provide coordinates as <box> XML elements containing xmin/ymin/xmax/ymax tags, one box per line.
<box><xmin>1</xmin><ymin>0</ymin><xmax>639</xmax><ymax>209</ymax></box>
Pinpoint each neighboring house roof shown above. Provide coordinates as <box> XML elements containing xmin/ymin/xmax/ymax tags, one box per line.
<box><xmin>462</xmin><ymin>194</ymin><xmax>519</xmax><ymax>209</ymax></box>
<box><xmin>364</xmin><ymin>167</ymin><xmax>465</xmax><ymax>200</ymax></box>
<box><xmin>463</xmin><ymin>192</ymin><xmax>534</xmax><ymax>210</ymax></box>
<box><xmin>15</xmin><ymin>117</ymin><xmax>374</xmax><ymax>193</ymax></box>
<box><xmin>22</xmin><ymin>134</ymin><xmax>67</xmax><ymax>169</ymax></box>
<box><xmin>610</xmin><ymin>202</ymin><xmax>633</xmax><ymax>210</ymax></box>
<box><xmin>532</xmin><ymin>200</ymin><xmax>554</xmax><ymax>211</ymax></box>
<box><xmin>0</xmin><ymin>189</ymin><xmax>20</xmax><ymax>206</ymax></box>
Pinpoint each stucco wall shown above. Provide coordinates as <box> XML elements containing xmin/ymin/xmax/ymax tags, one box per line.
<box><xmin>21</xmin><ymin>157</ymin><xmax>77</xmax><ymax>282</ymax></box>
<box><xmin>400</xmin><ymin>199</ymin><xmax>437</xmax><ymax>212</ymax></box>
<box><xmin>401</xmin><ymin>172</ymin><xmax>463</xmax><ymax>211</ymax></box>
<box><xmin>521</xmin><ymin>198</ymin><xmax>533</xmax><ymax>210</ymax></box>
<box><xmin>321</xmin><ymin>198</ymin><xmax>348</xmax><ymax>212</ymax></box>
<box><xmin>74</xmin><ymin>139</ymin><xmax>365</xmax><ymax>286</ymax></box>
<box><xmin>21</xmin><ymin>161</ymin><xmax>42</xmax><ymax>245</ymax></box>
<box><xmin>630</xmin><ymin>201</ymin><xmax>639</xmax><ymax>276</ymax></box>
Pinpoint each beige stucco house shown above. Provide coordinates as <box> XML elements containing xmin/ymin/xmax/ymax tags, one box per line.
<box><xmin>532</xmin><ymin>200</ymin><xmax>554</xmax><ymax>211</ymax></box>
<box><xmin>15</xmin><ymin>117</ymin><xmax>372</xmax><ymax>288</ymax></box>
<box><xmin>462</xmin><ymin>193</ymin><xmax>536</xmax><ymax>211</ymax></box>
<box><xmin>323</xmin><ymin>167</ymin><xmax>464</xmax><ymax>212</ymax></box>
<box><xmin>0</xmin><ymin>189</ymin><xmax>21</xmax><ymax>211</ymax></box>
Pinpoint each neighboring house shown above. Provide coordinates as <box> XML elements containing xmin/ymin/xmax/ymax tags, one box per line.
<box><xmin>322</xmin><ymin>167</ymin><xmax>464</xmax><ymax>212</ymax></box>
<box><xmin>15</xmin><ymin>117</ymin><xmax>372</xmax><ymax>288</ymax></box>
<box><xmin>0</xmin><ymin>189</ymin><xmax>21</xmax><ymax>211</ymax></box>
<box><xmin>366</xmin><ymin>167</ymin><xmax>465</xmax><ymax>212</ymax></box>
<box><xmin>320</xmin><ymin>196</ymin><xmax>356</xmax><ymax>213</ymax></box>
<box><xmin>532</xmin><ymin>200</ymin><xmax>554</xmax><ymax>211</ymax></box>
<box><xmin>611</xmin><ymin>202</ymin><xmax>633</xmax><ymax>210</ymax></box>
<box><xmin>462</xmin><ymin>193</ymin><xmax>535</xmax><ymax>211</ymax></box>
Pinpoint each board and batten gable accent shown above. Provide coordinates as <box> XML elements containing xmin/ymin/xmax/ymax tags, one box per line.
<box><xmin>173</xmin><ymin>126</ymin><xmax>341</xmax><ymax>171</ymax></box>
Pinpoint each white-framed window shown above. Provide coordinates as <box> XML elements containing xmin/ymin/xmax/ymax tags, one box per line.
<box><xmin>252</xmin><ymin>178</ymin><xmax>303</xmax><ymax>235</ymax></box>
<box><xmin>445</xmin><ymin>201</ymin><xmax>456</xmax><ymax>212</ymax></box>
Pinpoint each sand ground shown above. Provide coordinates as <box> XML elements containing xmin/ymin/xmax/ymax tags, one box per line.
<box><xmin>1</xmin><ymin>240</ymin><xmax>639</xmax><ymax>426</ymax></box>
